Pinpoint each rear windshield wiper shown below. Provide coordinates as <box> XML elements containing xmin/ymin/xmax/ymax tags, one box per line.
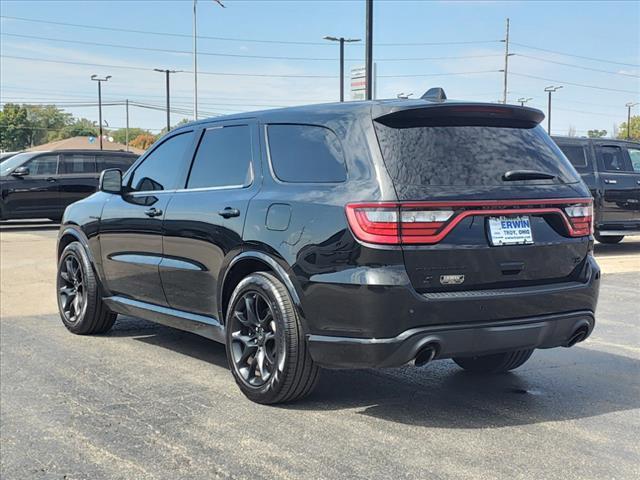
<box><xmin>502</xmin><ymin>169</ymin><xmax>557</xmax><ymax>181</ymax></box>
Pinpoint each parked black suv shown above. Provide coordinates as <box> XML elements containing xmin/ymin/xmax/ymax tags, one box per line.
<box><xmin>56</xmin><ymin>92</ymin><xmax>600</xmax><ymax>404</ymax></box>
<box><xmin>553</xmin><ymin>137</ymin><xmax>640</xmax><ymax>243</ymax></box>
<box><xmin>0</xmin><ymin>149</ymin><xmax>138</xmax><ymax>221</ymax></box>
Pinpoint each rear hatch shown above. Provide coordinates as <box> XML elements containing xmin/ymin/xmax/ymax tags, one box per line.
<box><xmin>356</xmin><ymin>103</ymin><xmax>593</xmax><ymax>293</ymax></box>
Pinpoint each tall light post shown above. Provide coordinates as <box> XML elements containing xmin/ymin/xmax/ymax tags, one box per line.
<box><xmin>323</xmin><ymin>36</ymin><xmax>361</xmax><ymax>102</ymax></box>
<box><xmin>518</xmin><ymin>97</ymin><xmax>533</xmax><ymax>107</ymax></box>
<box><xmin>91</xmin><ymin>74</ymin><xmax>111</xmax><ymax>150</ymax></box>
<box><xmin>154</xmin><ymin>69</ymin><xmax>181</xmax><ymax>132</ymax></box>
<box><xmin>544</xmin><ymin>85</ymin><xmax>563</xmax><ymax>134</ymax></box>
<box><xmin>365</xmin><ymin>0</ymin><xmax>373</xmax><ymax>100</ymax></box>
<box><xmin>625</xmin><ymin>102</ymin><xmax>639</xmax><ymax>139</ymax></box>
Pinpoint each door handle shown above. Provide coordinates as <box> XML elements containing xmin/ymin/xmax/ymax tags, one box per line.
<box><xmin>604</xmin><ymin>179</ymin><xmax>617</xmax><ymax>184</ymax></box>
<box><xmin>144</xmin><ymin>207</ymin><xmax>163</xmax><ymax>217</ymax></box>
<box><xmin>218</xmin><ymin>207</ymin><xmax>240</xmax><ymax>219</ymax></box>
<box><xmin>46</xmin><ymin>177</ymin><xmax>57</xmax><ymax>183</ymax></box>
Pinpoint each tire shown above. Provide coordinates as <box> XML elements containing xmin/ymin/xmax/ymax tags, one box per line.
<box><xmin>56</xmin><ymin>241</ymin><xmax>116</xmax><ymax>335</ymax></box>
<box><xmin>225</xmin><ymin>272</ymin><xmax>319</xmax><ymax>404</ymax></box>
<box><xmin>453</xmin><ymin>349</ymin><xmax>534</xmax><ymax>374</ymax></box>
<box><xmin>594</xmin><ymin>233</ymin><xmax>624</xmax><ymax>244</ymax></box>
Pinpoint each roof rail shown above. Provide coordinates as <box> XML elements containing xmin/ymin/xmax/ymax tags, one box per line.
<box><xmin>421</xmin><ymin>87</ymin><xmax>447</xmax><ymax>102</ymax></box>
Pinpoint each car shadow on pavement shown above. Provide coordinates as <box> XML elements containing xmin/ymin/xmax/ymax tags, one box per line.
<box><xmin>109</xmin><ymin>316</ymin><xmax>639</xmax><ymax>429</ymax></box>
<box><xmin>287</xmin><ymin>347</ymin><xmax>640</xmax><ymax>429</ymax></box>
<box><xmin>594</xmin><ymin>238</ymin><xmax>640</xmax><ymax>256</ymax></box>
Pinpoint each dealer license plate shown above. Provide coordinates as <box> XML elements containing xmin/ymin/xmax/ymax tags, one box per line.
<box><xmin>488</xmin><ymin>216</ymin><xmax>533</xmax><ymax>246</ymax></box>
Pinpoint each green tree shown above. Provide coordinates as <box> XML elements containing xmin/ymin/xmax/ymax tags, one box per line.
<box><xmin>617</xmin><ymin>115</ymin><xmax>640</xmax><ymax>141</ymax></box>
<box><xmin>587</xmin><ymin>129</ymin><xmax>607</xmax><ymax>138</ymax></box>
<box><xmin>0</xmin><ymin>103</ymin><xmax>31</xmax><ymax>151</ymax></box>
<box><xmin>25</xmin><ymin>105</ymin><xmax>72</xmax><ymax>145</ymax></box>
<box><xmin>56</xmin><ymin>118</ymin><xmax>99</xmax><ymax>139</ymax></box>
<box><xmin>158</xmin><ymin>118</ymin><xmax>191</xmax><ymax>137</ymax></box>
<box><xmin>111</xmin><ymin>127</ymin><xmax>152</xmax><ymax>145</ymax></box>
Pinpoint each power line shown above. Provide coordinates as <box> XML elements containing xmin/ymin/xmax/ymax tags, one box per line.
<box><xmin>1</xmin><ymin>32</ymin><xmax>504</xmax><ymax>63</ymax></box>
<box><xmin>0</xmin><ymin>15</ymin><xmax>500</xmax><ymax>48</ymax></box>
<box><xmin>377</xmin><ymin>70</ymin><xmax>501</xmax><ymax>78</ymax></box>
<box><xmin>514</xmin><ymin>53</ymin><xmax>640</xmax><ymax>78</ymax></box>
<box><xmin>509</xmin><ymin>72</ymin><xmax>639</xmax><ymax>94</ymax></box>
<box><xmin>511</xmin><ymin>41</ymin><xmax>640</xmax><ymax>68</ymax></box>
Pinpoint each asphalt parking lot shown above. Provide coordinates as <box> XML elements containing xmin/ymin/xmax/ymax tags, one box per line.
<box><xmin>1</xmin><ymin>221</ymin><xmax>639</xmax><ymax>480</ymax></box>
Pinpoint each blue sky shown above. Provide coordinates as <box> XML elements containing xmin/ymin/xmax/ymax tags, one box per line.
<box><xmin>1</xmin><ymin>0</ymin><xmax>638</xmax><ymax>137</ymax></box>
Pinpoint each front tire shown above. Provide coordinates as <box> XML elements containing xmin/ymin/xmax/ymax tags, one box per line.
<box><xmin>453</xmin><ymin>349</ymin><xmax>533</xmax><ymax>373</ymax></box>
<box><xmin>594</xmin><ymin>233</ymin><xmax>624</xmax><ymax>244</ymax></box>
<box><xmin>225</xmin><ymin>272</ymin><xmax>319</xmax><ymax>404</ymax></box>
<box><xmin>57</xmin><ymin>241</ymin><xmax>116</xmax><ymax>335</ymax></box>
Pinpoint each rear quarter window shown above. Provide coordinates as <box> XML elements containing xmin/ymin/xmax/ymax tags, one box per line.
<box><xmin>557</xmin><ymin>144</ymin><xmax>591</xmax><ymax>173</ymax></box>
<box><xmin>267</xmin><ymin>124</ymin><xmax>347</xmax><ymax>183</ymax></box>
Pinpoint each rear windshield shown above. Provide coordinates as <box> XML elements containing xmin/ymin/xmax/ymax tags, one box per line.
<box><xmin>374</xmin><ymin>123</ymin><xmax>581</xmax><ymax>186</ymax></box>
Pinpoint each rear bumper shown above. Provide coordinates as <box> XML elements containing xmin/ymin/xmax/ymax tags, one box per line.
<box><xmin>308</xmin><ymin>310</ymin><xmax>595</xmax><ymax>368</ymax></box>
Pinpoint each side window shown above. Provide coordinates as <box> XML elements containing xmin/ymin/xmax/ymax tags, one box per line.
<box><xmin>99</xmin><ymin>155</ymin><xmax>137</xmax><ymax>172</ymax></box>
<box><xmin>25</xmin><ymin>155</ymin><xmax>58</xmax><ymax>175</ymax></box>
<box><xmin>187</xmin><ymin>125</ymin><xmax>252</xmax><ymax>189</ymax></box>
<box><xmin>61</xmin><ymin>154</ymin><xmax>96</xmax><ymax>174</ymax></box>
<box><xmin>627</xmin><ymin>147</ymin><xmax>640</xmax><ymax>173</ymax></box>
<box><xmin>129</xmin><ymin>132</ymin><xmax>192</xmax><ymax>191</ymax></box>
<box><xmin>600</xmin><ymin>145</ymin><xmax>630</xmax><ymax>172</ymax></box>
<box><xmin>558</xmin><ymin>145</ymin><xmax>589</xmax><ymax>172</ymax></box>
<box><xmin>267</xmin><ymin>124</ymin><xmax>347</xmax><ymax>183</ymax></box>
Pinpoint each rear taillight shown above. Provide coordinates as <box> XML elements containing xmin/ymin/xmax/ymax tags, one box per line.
<box><xmin>345</xmin><ymin>203</ymin><xmax>454</xmax><ymax>244</ymax></box>
<box><xmin>346</xmin><ymin>198</ymin><xmax>593</xmax><ymax>245</ymax></box>
<box><xmin>564</xmin><ymin>202</ymin><xmax>593</xmax><ymax>237</ymax></box>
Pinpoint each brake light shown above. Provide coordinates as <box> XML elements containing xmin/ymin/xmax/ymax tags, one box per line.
<box><xmin>564</xmin><ymin>203</ymin><xmax>593</xmax><ymax>237</ymax></box>
<box><xmin>345</xmin><ymin>203</ymin><xmax>454</xmax><ymax>244</ymax></box>
<box><xmin>346</xmin><ymin>198</ymin><xmax>593</xmax><ymax>245</ymax></box>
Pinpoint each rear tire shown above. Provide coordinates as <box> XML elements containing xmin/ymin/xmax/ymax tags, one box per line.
<box><xmin>57</xmin><ymin>241</ymin><xmax>116</xmax><ymax>335</ymax></box>
<box><xmin>453</xmin><ymin>349</ymin><xmax>534</xmax><ymax>373</ymax></box>
<box><xmin>225</xmin><ymin>272</ymin><xmax>319</xmax><ymax>404</ymax></box>
<box><xmin>594</xmin><ymin>233</ymin><xmax>624</xmax><ymax>244</ymax></box>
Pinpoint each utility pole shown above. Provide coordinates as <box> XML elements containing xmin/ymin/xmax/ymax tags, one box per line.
<box><xmin>323</xmin><ymin>36</ymin><xmax>361</xmax><ymax>102</ymax></box>
<box><xmin>91</xmin><ymin>75</ymin><xmax>111</xmax><ymax>150</ymax></box>
<box><xmin>502</xmin><ymin>18</ymin><xmax>510</xmax><ymax>104</ymax></box>
<box><xmin>365</xmin><ymin>0</ymin><xmax>373</xmax><ymax>100</ymax></box>
<box><xmin>125</xmin><ymin>99</ymin><xmax>129</xmax><ymax>152</ymax></box>
<box><xmin>544</xmin><ymin>85</ymin><xmax>563</xmax><ymax>134</ymax></box>
<box><xmin>155</xmin><ymin>69</ymin><xmax>181</xmax><ymax>132</ymax></box>
<box><xmin>193</xmin><ymin>0</ymin><xmax>224</xmax><ymax>120</ymax></box>
<box><xmin>517</xmin><ymin>97</ymin><xmax>532</xmax><ymax>107</ymax></box>
<box><xmin>625</xmin><ymin>102</ymin><xmax>639</xmax><ymax>139</ymax></box>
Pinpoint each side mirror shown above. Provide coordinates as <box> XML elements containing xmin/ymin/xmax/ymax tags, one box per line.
<box><xmin>99</xmin><ymin>168</ymin><xmax>122</xmax><ymax>194</ymax></box>
<box><xmin>11</xmin><ymin>166</ymin><xmax>29</xmax><ymax>177</ymax></box>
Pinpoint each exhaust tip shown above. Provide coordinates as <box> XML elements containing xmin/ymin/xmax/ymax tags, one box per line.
<box><xmin>566</xmin><ymin>326</ymin><xmax>589</xmax><ymax>347</ymax></box>
<box><xmin>413</xmin><ymin>344</ymin><xmax>438</xmax><ymax>367</ymax></box>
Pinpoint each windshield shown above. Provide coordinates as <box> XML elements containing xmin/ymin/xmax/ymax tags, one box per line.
<box><xmin>374</xmin><ymin>123</ymin><xmax>581</xmax><ymax>186</ymax></box>
<box><xmin>0</xmin><ymin>152</ymin><xmax>39</xmax><ymax>176</ymax></box>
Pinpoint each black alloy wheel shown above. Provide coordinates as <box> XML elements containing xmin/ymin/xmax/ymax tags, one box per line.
<box><xmin>58</xmin><ymin>253</ymin><xmax>87</xmax><ymax>324</ymax></box>
<box><xmin>229</xmin><ymin>291</ymin><xmax>279</xmax><ymax>387</ymax></box>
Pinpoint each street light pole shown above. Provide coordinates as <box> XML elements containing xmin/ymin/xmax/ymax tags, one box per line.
<box><xmin>502</xmin><ymin>18</ymin><xmax>510</xmax><ymax>104</ymax></box>
<box><xmin>625</xmin><ymin>102</ymin><xmax>639</xmax><ymax>139</ymax></box>
<box><xmin>365</xmin><ymin>0</ymin><xmax>373</xmax><ymax>100</ymax></box>
<box><xmin>91</xmin><ymin>75</ymin><xmax>111</xmax><ymax>150</ymax></box>
<box><xmin>323</xmin><ymin>36</ymin><xmax>361</xmax><ymax>102</ymax></box>
<box><xmin>517</xmin><ymin>97</ymin><xmax>533</xmax><ymax>107</ymax></box>
<box><xmin>155</xmin><ymin>69</ymin><xmax>181</xmax><ymax>132</ymax></box>
<box><xmin>544</xmin><ymin>85</ymin><xmax>563</xmax><ymax>134</ymax></box>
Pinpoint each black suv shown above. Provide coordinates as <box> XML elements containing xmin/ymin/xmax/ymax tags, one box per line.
<box><xmin>553</xmin><ymin>137</ymin><xmax>640</xmax><ymax>243</ymax></box>
<box><xmin>56</xmin><ymin>92</ymin><xmax>600</xmax><ymax>404</ymax></box>
<box><xmin>0</xmin><ymin>149</ymin><xmax>138</xmax><ymax>221</ymax></box>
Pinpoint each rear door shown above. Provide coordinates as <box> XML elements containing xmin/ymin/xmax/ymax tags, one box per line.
<box><xmin>160</xmin><ymin>122</ymin><xmax>259</xmax><ymax>318</ymax></box>
<box><xmin>100</xmin><ymin>130</ymin><xmax>195</xmax><ymax>306</ymax></box>
<box><xmin>373</xmin><ymin>108</ymin><xmax>591</xmax><ymax>293</ymax></box>
<box><xmin>595</xmin><ymin>143</ymin><xmax>640</xmax><ymax>228</ymax></box>
<box><xmin>2</xmin><ymin>153</ymin><xmax>61</xmax><ymax>218</ymax></box>
<box><xmin>58</xmin><ymin>152</ymin><xmax>98</xmax><ymax>211</ymax></box>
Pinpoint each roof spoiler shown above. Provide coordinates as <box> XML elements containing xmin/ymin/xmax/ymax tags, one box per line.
<box><xmin>374</xmin><ymin>104</ymin><xmax>545</xmax><ymax>129</ymax></box>
<box><xmin>421</xmin><ymin>87</ymin><xmax>447</xmax><ymax>102</ymax></box>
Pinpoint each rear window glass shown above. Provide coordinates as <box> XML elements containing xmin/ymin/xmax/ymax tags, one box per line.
<box><xmin>267</xmin><ymin>124</ymin><xmax>347</xmax><ymax>183</ymax></box>
<box><xmin>374</xmin><ymin>124</ymin><xmax>580</xmax><ymax>186</ymax></box>
<box><xmin>100</xmin><ymin>155</ymin><xmax>137</xmax><ymax>171</ymax></box>
<box><xmin>558</xmin><ymin>144</ymin><xmax>588</xmax><ymax>170</ymax></box>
